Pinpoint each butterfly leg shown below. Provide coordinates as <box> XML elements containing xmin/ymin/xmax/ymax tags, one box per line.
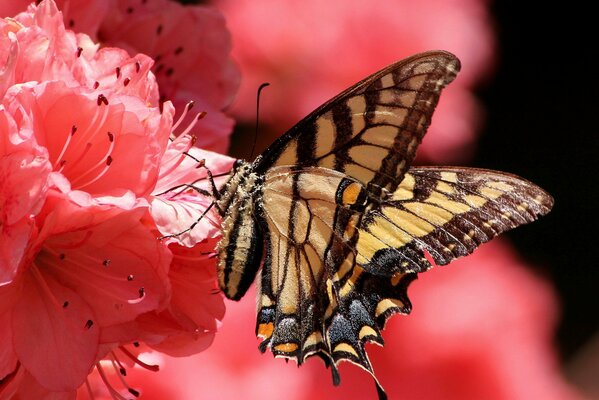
<box><xmin>158</xmin><ymin>201</ymin><xmax>216</xmax><ymax>241</ymax></box>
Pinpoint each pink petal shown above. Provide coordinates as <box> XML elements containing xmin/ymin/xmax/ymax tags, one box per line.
<box><xmin>0</xmin><ymin>218</ymin><xmax>34</xmax><ymax>285</ymax></box>
<box><xmin>135</xmin><ymin>312</ymin><xmax>217</xmax><ymax>357</ymax></box>
<box><xmin>54</xmin><ymin>0</ymin><xmax>113</xmax><ymax>40</ymax></box>
<box><xmin>0</xmin><ymin>28</ymin><xmax>18</xmax><ymax>100</ymax></box>
<box><xmin>169</xmin><ymin>242</ymin><xmax>225</xmax><ymax>331</ymax></box>
<box><xmin>0</xmin><ymin>151</ymin><xmax>51</xmax><ymax>225</ymax></box>
<box><xmin>12</xmin><ymin>267</ymin><xmax>99</xmax><ymax>391</ymax></box>
<box><xmin>38</xmin><ymin>207</ymin><xmax>172</xmax><ymax>327</ymax></box>
<box><xmin>11</xmin><ymin>367</ymin><xmax>76</xmax><ymax>400</ymax></box>
<box><xmin>138</xmin><ymin>241</ymin><xmax>225</xmax><ymax>357</ymax></box>
<box><xmin>0</xmin><ymin>150</ymin><xmax>51</xmax><ymax>283</ymax></box>
<box><xmin>0</xmin><ymin>310</ymin><xmax>17</xmax><ymax>380</ymax></box>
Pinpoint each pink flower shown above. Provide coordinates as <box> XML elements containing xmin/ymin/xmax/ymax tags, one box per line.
<box><xmin>0</xmin><ymin>110</ymin><xmax>51</xmax><ymax>284</ymax></box>
<box><xmin>0</xmin><ymin>74</ymin><xmax>175</xmax><ymax>388</ymax></box>
<box><xmin>1</xmin><ymin>1</ymin><xmax>235</xmax><ymax>395</ymax></box>
<box><xmin>2</xmin><ymin>0</ymin><xmax>240</xmax><ymax>153</ymax></box>
<box><xmin>214</xmin><ymin>0</ymin><xmax>494</xmax><ymax>163</ymax></box>
<box><xmin>119</xmin><ymin>241</ymin><xmax>581</xmax><ymax>400</ymax></box>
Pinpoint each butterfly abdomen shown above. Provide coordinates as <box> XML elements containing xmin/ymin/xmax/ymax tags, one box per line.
<box><xmin>216</xmin><ymin>162</ymin><xmax>264</xmax><ymax>300</ymax></box>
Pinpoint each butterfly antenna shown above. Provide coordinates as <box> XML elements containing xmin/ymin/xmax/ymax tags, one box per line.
<box><xmin>250</xmin><ymin>82</ymin><xmax>270</xmax><ymax>160</ymax></box>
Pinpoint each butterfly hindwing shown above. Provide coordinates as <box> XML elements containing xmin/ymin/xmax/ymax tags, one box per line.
<box><xmin>257</xmin><ymin>166</ymin><xmax>392</xmax><ymax>392</ymax></box>
<box><xmin>256</xmin><ymin>51</ymin><xmax>461</xmax><ymax>195</ymax></box>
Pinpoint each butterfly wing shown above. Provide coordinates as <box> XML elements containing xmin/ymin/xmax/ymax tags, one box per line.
<box><xmin>257</xmin><ymin>166</ymin><xmax>388</xmax><ymax>392</ymax></box>
<box><xmin>357</xmin><ymin>166</ymin><xmax>555</xmax><ymax>277</ymax></box>
<box><xmin>256</xmin><ymin>50</ymin><xmax>460</xmax><ymax>196</ymax></box>
<box><xmin>257</xmin><ymin>166</ymin><xmax>553</xmax><ymax>399</ymax></box>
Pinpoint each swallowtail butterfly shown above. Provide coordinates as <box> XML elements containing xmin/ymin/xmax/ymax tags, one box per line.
<box><xmin>213</xmin><ymin>51</ymin><xmax>553</xmax><ymax>399</ymax></box>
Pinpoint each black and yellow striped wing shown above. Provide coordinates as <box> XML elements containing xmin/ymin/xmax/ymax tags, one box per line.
<box><xmin>357</xmin><ymin>167</ymin><xmax>554</xmax><ymax>276</ymax></box>
<box><xmin>256</xmin><ymin>51</ymin><xmax>460</xmax><ymax>195</ymax></box>
<box><xmin>256</xmin><ymin>166</ymin><xmax>552</xmax><ymax>399</ymax></box>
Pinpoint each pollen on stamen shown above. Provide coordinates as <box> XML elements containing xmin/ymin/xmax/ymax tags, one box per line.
<box><xmin>119</xmin><ymin>345</ymin><xmax>159</xmax><ymax>371</ymax></box>
<box><xmin>127</xmin><ymin>275</ymin><xmax>134</xmax><ymax>281</ymax></box>
<box><xmin>115</xmin><ymin>67</ymin><xmax>121</xmax><ymax>79</ymax></box>
<box><xmin>171</xmin><ymin>101</ymin><xmax>195</xmax><ymax>132</ymax></box>
<box><xmin>123</xmin><ymin>77</ymin><xmax>131</xmax><ymax>87</ymax></box>
<box><xmin>107</xmin><ymin>132</ymin><xmax>114</xmax><ymax>142</ymax></box>
<box><xmin>71</xmin><ymin>125</ymin><xmax>77</xmax><ymax>135</ymax></box>
<box><xmin>135</xmin><ymin>61</ymin><xmax>141</xmax><ymax>73</ymax></box>
<box><xmin>96</xmin><ymin>361</ymin><xmax>141</xmax><ymax>400</ymax></box>
<box><xmin>103</xmin><ymin>259</ymin><xmax>111</xmax><ymax>267</ymax></box>
<box><xmin>93</xmin><ymin>81</ymin><xmax>99</xmax><ymax>89</ymax></box>
<box><xmin>106</xmin><ymin>156</ymin><xmax>113</xmax><ymax>166</ymax></box>
<box><xmin>97</xmin><ymin>94</ymin><xmax>109</xmax><ymax>106</ymax></box>
<box><xmin>129</xmin><ymin>388</ymin><xmax>140</xmax><ymax>397</ymax></box>
<box><xmin>138</xmin><ymin>287</ymin><xmax>145</xmax><ymax>298</ymax></box>
<box><xmin>85</xmin><ymin>320</ymin><xmax>94</xmax><ymax>329</ymax></box>
<box><xmin>76</xmin><ymin>47</ymin><xmax>83</xmax><ymax>57</ymax></box>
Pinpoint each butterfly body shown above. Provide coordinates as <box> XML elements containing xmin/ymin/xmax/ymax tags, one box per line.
<box><xmin>212</xmin><ymin>51</ymin><xmax>553</xmax><ymax>400</ymax></box>
<box><xmin>216</xmin><ymin>159</ymin><xmax>263</xmax><ymax>301</ymax></box>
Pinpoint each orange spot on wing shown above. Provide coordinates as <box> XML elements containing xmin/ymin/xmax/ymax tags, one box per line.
<box><xmin>274</xmin><ymin>343</ymin><xmax>298</xmax><ymax>353</ymax></box>
<box><xmin>257</xmin><ymin>322</ymin><xmax>274</xmax><ymax>339</ymax></box>
<box><xmin>342</xmin><ymin>182</ymin><xmax>362</xmax><ymax>206</ymax></box>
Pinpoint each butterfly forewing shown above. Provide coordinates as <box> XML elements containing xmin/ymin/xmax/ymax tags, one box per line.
<box><xmin>357</xmin><ymin>167</ymin><xmax>554</xmax><ymax>277</ymax></box>
<box><xmin>257</xmin><ymin>51</ymin><xmax>460</xmax><ymax>196</ymax></box>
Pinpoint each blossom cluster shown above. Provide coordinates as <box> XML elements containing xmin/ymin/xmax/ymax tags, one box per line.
<box><xmin>0</xmin><ymin>0</ymin><xmax>236</xmax><ymax>397</ymax></box>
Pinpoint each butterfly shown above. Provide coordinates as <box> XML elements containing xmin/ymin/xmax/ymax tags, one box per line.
<box><xmin>211</xmin><ymin>51</ymin><xmax>553</xmax><ymax>399</ymax></box>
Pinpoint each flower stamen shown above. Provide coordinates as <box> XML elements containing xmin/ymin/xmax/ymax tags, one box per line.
<box><xmin>95</xmin><ymin>363</ymin><xmax>130</xmax><ymax>400</ymax></box>
<box><xmin>109</xmin><ymin>356</ymin><xmax>140</xmax><ymax>397</ymax></box>
<box><xmin>72</xmin><ymin>130</ymin><xmax>116</xmax><ymax>189</ymax></box>
<box><xmin>119</xmin><ymin>346</ymin><xmax>160</xmax><ymax>372</ymax></box>
<box><xmin>53</xmin><ymin>125</ymin><xmax>77</xmax><ymax>170</ymax></box>
<box><xmin>172</xmin><ymin>101</ymin><xmax>195</xmax><ymax>132</ymax></box>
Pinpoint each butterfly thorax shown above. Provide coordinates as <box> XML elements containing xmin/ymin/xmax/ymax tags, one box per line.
<box><xmin>216</xmin><ymin>160</ymin><xmax>264</xmax><ymax>300</ymax></box>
